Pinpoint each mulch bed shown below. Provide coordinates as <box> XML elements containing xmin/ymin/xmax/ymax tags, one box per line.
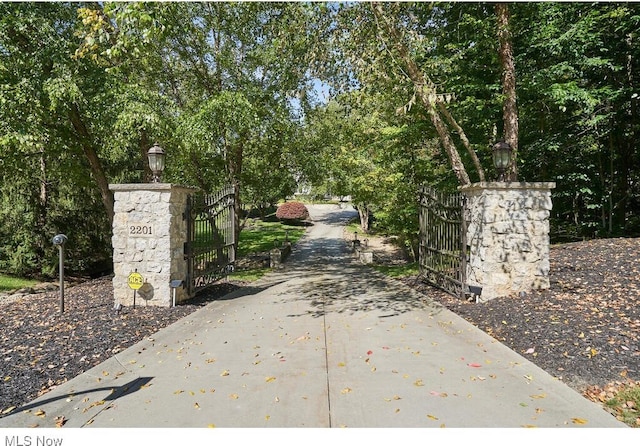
<box><xmin>0</xmin><ymin>278</ymin><xmax>241</xmax><ymax>416</ymax></box>
<box><xmin>403</xmin><ymin>237</ymin><xmax>640</xmax><ymax>400</ymax></box>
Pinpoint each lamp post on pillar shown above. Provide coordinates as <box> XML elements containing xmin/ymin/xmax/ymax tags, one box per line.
<box><xmin>492</xmin><ymin>140</ymin><xmax>513</xmax><ymax>182</ymax></box>
<box><xmin>147</xmin><ymin>143</ymin><xmax>166</xmax><ymax>183</ymax></box>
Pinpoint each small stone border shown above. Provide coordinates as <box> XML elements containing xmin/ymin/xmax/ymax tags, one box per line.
<box><xmin>270</xmin><ymin>242</ymin><xmax>292</xmax><ymax>268</ymax></box>
<box><xmin>0</xmin><ymin>282</ymin><xmax>73</xmax><ymax>306</ymax></box>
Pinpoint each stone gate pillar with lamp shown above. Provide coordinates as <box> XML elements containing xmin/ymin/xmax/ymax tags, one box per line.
<box><xmin>460</xmin><ymin>141</ymin><xmax>556</xmax><ymax>302</ymax></box>
<box><xmin>110</xmin><ymin>144</ymin><xmax>195</xmax><ymax>307</ymax></box>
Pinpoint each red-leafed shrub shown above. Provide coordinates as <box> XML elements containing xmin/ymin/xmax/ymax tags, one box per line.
<box><xmin>276</xmin><ymin>201</ymin><xmax>309</xmax><ymax>222</ymax></box>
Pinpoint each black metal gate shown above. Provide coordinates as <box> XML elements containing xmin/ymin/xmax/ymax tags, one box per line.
<box><xmin>184</xmin><ymin>184</ymin><xmax>236</xmax><ymax>297</ymax></box>
<box><xmin>418</xmin><ymin>185</ymin><xmax>467</xmax><ymax>299</ymax></box>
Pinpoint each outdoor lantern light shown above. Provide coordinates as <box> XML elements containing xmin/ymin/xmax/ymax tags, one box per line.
<box><xmin>52</xmin><ymin>234</ymin><xmax>68</xmax><ymax>314</ymax></box>
<box><xmin>492</xmin><ymin>140</ymin><xmax>512</xmax><ymax>182</ymax></box>
<box><xmin>147</xmin><ymin>143</ymin><xmax>166</xmax><ymax>183</ymax></box>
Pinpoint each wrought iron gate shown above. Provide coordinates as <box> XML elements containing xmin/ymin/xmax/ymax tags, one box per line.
<box><xmin>418</xmin><ymin>185</ymin><xmax>468</xmax><ymax>299</ymax></box>
<box><xmin>184</xmin><ymin>185</ymin><xmax>236</xmax><ymax>297</ymax></box>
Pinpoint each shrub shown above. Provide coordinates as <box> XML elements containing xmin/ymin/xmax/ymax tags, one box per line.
<box><xmin>276</xmin><ymin>201</ymin><xmax>309</xmax><ymax>222</ymax></box>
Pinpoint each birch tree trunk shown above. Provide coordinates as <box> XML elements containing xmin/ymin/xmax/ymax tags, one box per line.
<box><xmin>371</xmin><ymin>2</ymin><xmax>473</xmax><ymax>186</ymax></box>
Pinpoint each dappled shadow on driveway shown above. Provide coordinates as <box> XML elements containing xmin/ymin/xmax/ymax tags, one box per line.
<box><xmin>257</xmin><ymin>204</ymin><xmax>444</xmax><ymax>320</ymax></box>
<box><xmin>278</xmin><ymin>262</ymin><xmax>445</xmax><ymax>320</ymax></box>
<box><xmin>205</xmin><ymin>204</ymin><xmax>444</xmax><ymax>321</ymax></box>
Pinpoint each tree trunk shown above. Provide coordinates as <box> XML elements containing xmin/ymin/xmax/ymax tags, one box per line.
<box><xmin>371</xmin><ymin>2</ymin><xmax>472</xmax><ymax>186</ymax></box>
<box><xmin>139</xmin><ymin>129</ymin><xmax>151</xmax><ymax>183</ymax></box>
<box><xmin>38</xmin><ymin>146</ymin><xmax>48</xmax><ymax>229</ymax></box>
<box><xmin>357</xmin><ymin>204</ymin><xmax>371</xmax><ymax>233</ymax></box>
<box><xmin>495</xmin><ymin>3</ymin><xmax>519</xmax><ymax>181</ymax></box>
<box><xmin>68</xmin><ymin>104</ymin><xmax>115</xmax><ymax>225</ymax></box>
<box><xmin>228</xmin><ymin>143</ymin><xmax>244</xmax><ymax>247</ymax></box>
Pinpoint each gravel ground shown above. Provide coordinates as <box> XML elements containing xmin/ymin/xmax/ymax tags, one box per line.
<box><xmin>1</xmin><ymin>236</ymin><xmax>639</xmax><ymax>424</ymax></box>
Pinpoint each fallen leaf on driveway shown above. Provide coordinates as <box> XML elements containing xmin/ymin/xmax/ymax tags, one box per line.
<box><xmin>1</xmin><ymin>406</ymin><xmax>16</xmax><ymax>415</ymax></box>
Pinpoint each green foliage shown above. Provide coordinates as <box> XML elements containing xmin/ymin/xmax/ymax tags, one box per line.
<box><xmin>175</xmin><ymin>91</ymin><xmax>258</xmax><ymax>192</ymax></box>
<box><xmin>302</xmin><ymin>89</ymin><xmax>450</xmax><ymax>255</ymax></box>
<box><xmin>0</xmin><ymin>2</ymin><xmax>320</xmax><ymax>277</ymax></box>
<box><xmin>315</xmin><ymin>1</ymin><xmax>640</xmax><ymax>241</ymax></box>
<box><xmin>1</xmin><ymin>1</ymin><xmax>640</xmax><ymax>280</ymax></box>
<box><xmin>514</xmin><ymin>2</ymin><xmax>640</xmax><ymax>237</ymax></box>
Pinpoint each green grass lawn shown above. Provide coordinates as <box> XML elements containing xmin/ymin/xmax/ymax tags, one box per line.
<box><xmin>604</xmin><ymin>384</ymin><xmax>640</xmax><ymax>426</ymax></box>
<box><xmin>371</xmin><ymin>262</ymin><xmax>419</xmax><ymax>278</ymax></box>
<box><xmin>237</xmin><ymin>219</ymin><xmax>306</xmax><ymax>257</ymax></box>
<box><xmin>0</xmin><ymin>275</ymin><xmax>39</xmax><ymax>293</ymax></box>
<box><xmin>344</xmin><ymin>218</ymin><xmax>361</xmax><ymax>235</ymax></box>
<box><xmin>230</xmin><ymin>219</ymin><xmax>307</xmax><ymax>281</ymax></box>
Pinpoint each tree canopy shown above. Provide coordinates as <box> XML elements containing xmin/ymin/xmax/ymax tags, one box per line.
<box><xmin>1</xmin><ymin>2</ymin><xmax>638</xmax><ymax>277</ymax></box>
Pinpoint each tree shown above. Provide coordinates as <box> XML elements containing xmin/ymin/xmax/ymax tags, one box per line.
<box><xmin>0</xmin><ymin>2</ymin><xmax>122</xmax><ymax>275</ymax></box>
<box><xmin>79</xmin><ymin>2</ymin><xmax>320</xmax><ymax>244</ymax></box>
<box><xmin>495</xmin><ymin>2</ymin><xmax>519</xmax><ymax>181</ymax></box>
<box><xmin>513</xmin><ymin>2</ymin><xmax>640</xmax><ymax>237</ymax></box>
<box><xmin>303</xmin><ymin>88</ymin><xmax>446</xmax><ymax>256</ymax></box>
<box><xmin>368</xmin><ymin>2</ymin><xmax>477</xmax><ymax>186</ymax></box>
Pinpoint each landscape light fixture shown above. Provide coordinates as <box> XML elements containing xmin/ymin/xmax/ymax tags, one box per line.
<box><xmin>492</xmin><ymin>140</ymin><xmax>512</xmax><ymax>182</ymax></box>
<box><xmin>147</xmin><ymin>143</ymin><xmax>166</xmax><ymax>183</ymax></box>
<box><xmin>52</xmin><ymin>234</ymin><xmax>68</xmax><ymax>314</ymax></box>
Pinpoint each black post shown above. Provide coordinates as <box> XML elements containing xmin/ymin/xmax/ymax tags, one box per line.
<box><xmin>52</xmin><ymin>234</ymin><xmax>67</xmax><ymax>315</ymax></box>
<box><xmin>58</xmin><ymin>244</ymin><xmax>64</xmax><ymax>314</ymax></box>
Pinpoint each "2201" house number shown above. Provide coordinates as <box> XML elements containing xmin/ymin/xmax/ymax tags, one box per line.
<box><xmin>128</xmin><ymin>223</ymin><xmax>154</xmax><ymax>237</ymax></box>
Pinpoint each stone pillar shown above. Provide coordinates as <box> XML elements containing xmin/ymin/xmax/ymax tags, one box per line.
<box><xmin>460</xmin><ymin>182</ymin><xmax>555</xmax><ymax>302</ymax></box>
<box><xmin>110</xmin><ymin>183</ymin><xmax>196</xmax><ymax>307</ymax></box>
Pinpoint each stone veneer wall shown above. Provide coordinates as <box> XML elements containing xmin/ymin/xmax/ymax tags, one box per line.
<box><xmin>460</xmin><ymin>182</ymin><xmax>556</xmax><ymax>302</ymax></box>
<box><xmin>110</xmin><ymin>183</ymin><xmax>196</xmax><ymax>307</ymax></box>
